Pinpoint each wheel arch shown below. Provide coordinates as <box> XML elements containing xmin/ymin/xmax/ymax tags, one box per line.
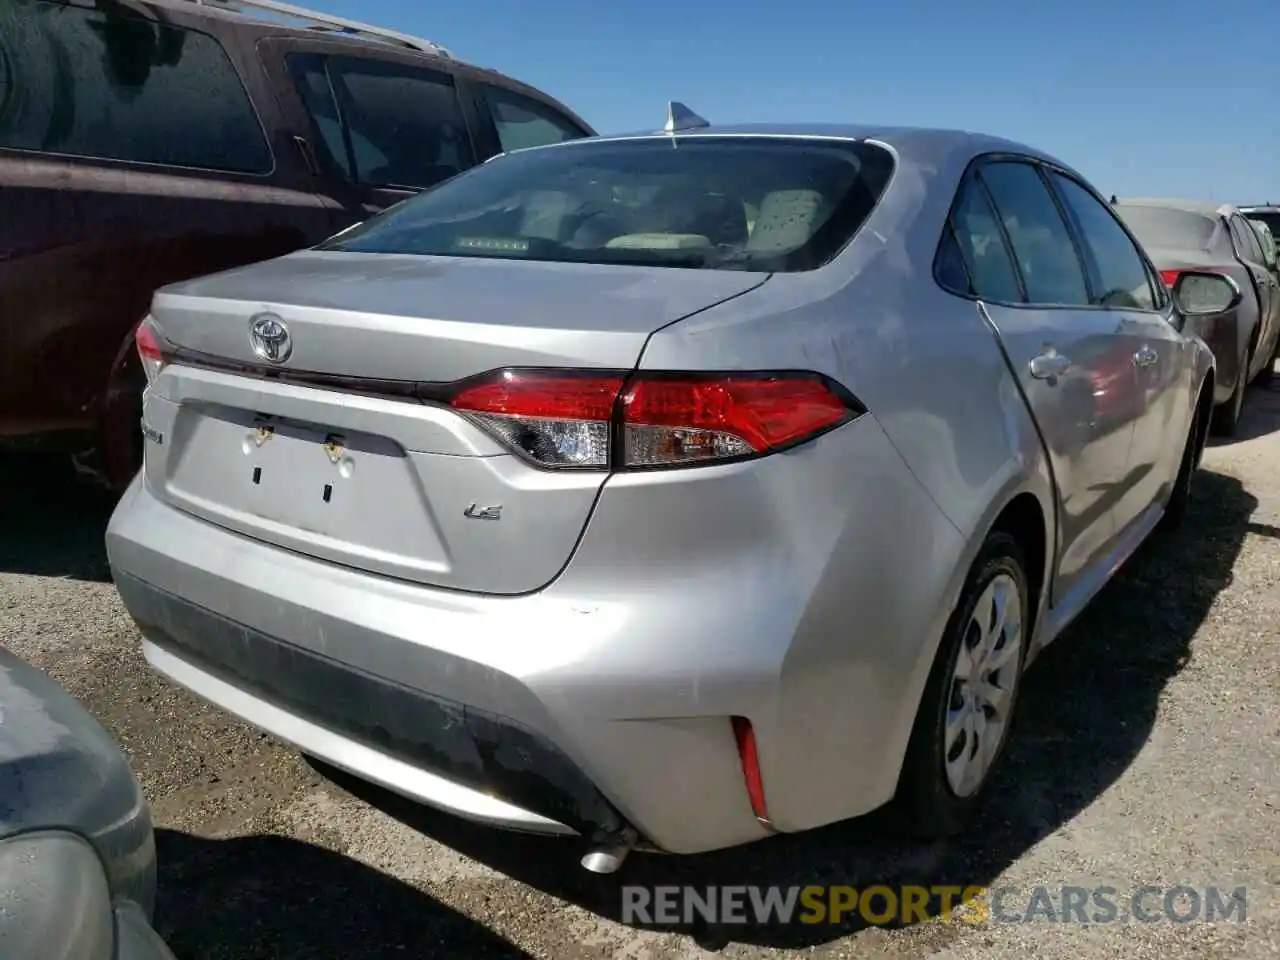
<box><xmin>888</xmin><ymin>477</ymin><xmax>1055</xmax><ymax>800</ymax></box>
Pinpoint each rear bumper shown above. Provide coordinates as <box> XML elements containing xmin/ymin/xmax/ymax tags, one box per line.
<box><xmin>107</xmin><ymin>477</ymin><xmax>775</xmax><ymax>854</ymax></box>
<box><xmin>107</xmin><ymin>409</ymin><xmax>963</xmax><ymax>855</ymax></box>
<box><xmin>116</xmin><ymin>570</ymin><xmax>622</xmax><ymax>840</ymax></box>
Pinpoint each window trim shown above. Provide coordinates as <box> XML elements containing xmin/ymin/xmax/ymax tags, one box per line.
<box><xmin>934</xmin><ymin>151</ymin><xmax>1170</xmax><ymax>316</ymax></box>
<box><xmin>0</xmin><ymin>2</ymin><xmax>276</xmax><ymax>178</ymax></box>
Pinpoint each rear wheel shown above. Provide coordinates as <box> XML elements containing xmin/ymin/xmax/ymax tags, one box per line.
<box><xmin>897</xmin><ymin>531</ymin><xmax>1029</xmax><ymax>838</ymax></box>
<box><xmin>1162</xmin><ymin>391</ymin><xmax>1208</xmax><ymax>530</ymax></box>
<box><xmin>1210</xmin><ymin>346</ymin><xmax>1250</xmax><ymax>437</ymax></box>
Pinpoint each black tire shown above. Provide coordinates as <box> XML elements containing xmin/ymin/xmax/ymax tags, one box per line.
<box><xmin>1161</xmin><ymin>394</ymin><xmax>1208</xmax><ymax>531</ymax></box>
<box><xmin>1210</xmin><ymin>348</ymin><xmax>1249</xmax><ymax>438</ymax></box>
<box><xmin>1258</xmin><ymin>354</ymin><xmax>1275</xmax><ymax>388</ymax></box>
<box><xmin>896</xmin><ymin>531</ymin><xmax>1030</xmax><ymax>839</ymax></box>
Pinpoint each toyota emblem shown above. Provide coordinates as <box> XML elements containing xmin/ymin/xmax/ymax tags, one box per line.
<box><xmin>248</xmin><ymin>313</ymin><xmax>292</xmax><ymax>363</ymax></box>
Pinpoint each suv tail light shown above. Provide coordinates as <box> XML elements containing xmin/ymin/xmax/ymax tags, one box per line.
<box><xmin>134</xmin><ymin>318</ymin><xmax>167</xmax><ymax>385</ymax></box>
<box><xmin>447</xmin><ymin>369</ymin><xmax>862</xmax><ymax>470</ymax></box>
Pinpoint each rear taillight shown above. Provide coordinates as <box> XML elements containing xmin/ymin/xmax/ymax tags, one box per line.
<box><xmin>447</xmin><ymin>368</ymin><xmax>861</xmax><ymax>470</ymax></box>
<box><xmin>621</xmin><ymin>375</ymin><xmax>855</xmax><ymax>467</ymax></box>
<box><xmin>449</xmin><ymin>372</ymin><xmax>623</xmax><ymax>468</ymax></box>
<box><xmin>134</xmin><ymin>318</ymin><xmax>167</xmax><ymax>385</ymax></box>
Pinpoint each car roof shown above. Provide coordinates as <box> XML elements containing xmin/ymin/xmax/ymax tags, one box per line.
<box><xmin>1115</xmin><ymin>196</ymin><xmax>1240</xmax><ymax>218</ymax></box>
<box><xmin>149</xmin><ymin>0</ymin><xmax>454</xmax><ymax>58</ymax></box>
<box><xmin>534</xmin><ymin>121</ymin><xmax>1082</xmax><ymax>175</ymax></box>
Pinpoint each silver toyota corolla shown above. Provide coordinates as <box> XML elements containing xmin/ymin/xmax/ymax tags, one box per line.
<box><xmin>107</xmin><ymin>106</ymin><xmax>1229</xmax><ymax>873</ymax></box>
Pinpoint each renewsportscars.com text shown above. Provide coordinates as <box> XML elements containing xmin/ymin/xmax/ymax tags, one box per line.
<box><xmin>621</xmin><ymin>884</ymin><xmax>1248</xmax><ymax>926</ymax></box>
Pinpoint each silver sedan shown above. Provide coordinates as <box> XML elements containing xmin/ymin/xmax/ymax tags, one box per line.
<box><xmin>106</xmin><ymin>107</ymin><xmax>1225</xmax><ymax>873</ymax></box>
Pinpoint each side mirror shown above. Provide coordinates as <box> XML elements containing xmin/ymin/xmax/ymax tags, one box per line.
<box><xmin>1170</xmin><ymin>271</ymin><xmax>1242</xmax><ymax>317</ymax></box>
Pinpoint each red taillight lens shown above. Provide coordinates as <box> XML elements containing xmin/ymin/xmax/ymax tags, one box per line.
<box><xmin>621</xmin><ymin>375</ymin><xmax>854</xmax><ymax>467</ymax></box>
<box><xmin>134</xmin><ymin>318</ymin><xmax>166</xmax><ymax>385</ymax></box>
<box><xmin>447</xmin><ymin>368</ymin><xmax>859</xmax><ymax>470</ymax></box>
<box><xmin>449</xmin><ymin>371</ymin><xmax>624</xmax><ymax>468</ymax></box>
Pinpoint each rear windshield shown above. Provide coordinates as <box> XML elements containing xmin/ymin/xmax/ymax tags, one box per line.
<box><xmin>1246</xmin><ymin>212</ymin><xmax>1280</xmax><ymax>238</ymax></box>
<box><xmin>1114</xmin><ymin>205</ymin><xmax>1219</xmax><ymax>251</ymax></box>
<box><xmin>318</xmin><ymin>137</ymin><xmax>895</xmax><ymax>272</ymax></box>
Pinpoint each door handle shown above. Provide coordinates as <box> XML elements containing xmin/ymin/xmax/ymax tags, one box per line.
<box><xmin>1132</xmin><ymin>345</ymin><xmax>1158</xmax><ymax>368</ymax></box>
<box><xmin>1029</xmin><ymin>351</ymin><xmax>1072</xmax><ymax>379</ymax></box>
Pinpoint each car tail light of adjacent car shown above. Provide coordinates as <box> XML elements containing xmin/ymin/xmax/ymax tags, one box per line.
<box><xmin>1159</xmin><ymin>268</ymin><xmax>1224</xmax><ymax>289</ymax></box>
<box><xmin>134</xmin><ymin>318</ymin><xmax>168</xmax><ymax>385</ymax></box>
<box><xmin>446</xmin><ymin>368</ymin><xmax>862</xmax><ymax>471</ymax></box>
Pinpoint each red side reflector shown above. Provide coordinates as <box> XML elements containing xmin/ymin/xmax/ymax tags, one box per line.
<box><xmin>730</xmin><ymin>716</ymin><xmax>769</xmax><ymax>822</ymax></box>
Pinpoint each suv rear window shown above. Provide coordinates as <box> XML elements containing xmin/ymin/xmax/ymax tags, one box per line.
<box><xmin>0</xmin><ymin>1</ymin><xmax>271</xmax><ymax>173</ymax></box>
<box><xmin>319</xmin><ymin>137</ymin><xmax>895</xmax><ymax>272</ymax></box>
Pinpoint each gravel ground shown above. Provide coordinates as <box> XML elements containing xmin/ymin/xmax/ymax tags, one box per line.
<box><xmin>2</xmin><ymin>382</ymin><xmax>1279</xmax><ymax>959</ymax></box>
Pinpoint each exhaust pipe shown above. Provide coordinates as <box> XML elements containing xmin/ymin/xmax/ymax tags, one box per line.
<box><xmin>580</xmin><ymin>827</ymin><xmax>638</xmax><ymax>874</ymax></box>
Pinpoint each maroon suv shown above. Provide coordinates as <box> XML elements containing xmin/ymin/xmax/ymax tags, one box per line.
<box><xmin>0</xmin><ymin>0</ymin><xmax>594</xmax><ymax>489</ymax></box>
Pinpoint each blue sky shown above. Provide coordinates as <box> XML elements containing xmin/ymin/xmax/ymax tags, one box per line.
<box><xmin>305</xmin><ymin>0</ymin><xmax>1277</xmax><ymax>203</ymax></box>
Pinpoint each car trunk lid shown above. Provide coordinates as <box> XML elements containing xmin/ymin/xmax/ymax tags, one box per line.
<box><xmin>143</xmin><ymin>251</ymin><xmax>768</xmax><ymax>594</ymax></box>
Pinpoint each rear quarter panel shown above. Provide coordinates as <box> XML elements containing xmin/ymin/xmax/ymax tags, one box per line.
<box><xmin>636</xmin><ymin>138</ymin><xmax>1056</xmax><ymax>827</ymax></box>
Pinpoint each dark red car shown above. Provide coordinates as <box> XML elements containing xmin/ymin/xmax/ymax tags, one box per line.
<box><xmin>0</xmin><ymin>0</ymin><xmax>594</xmax><ymax>489</ymax></box>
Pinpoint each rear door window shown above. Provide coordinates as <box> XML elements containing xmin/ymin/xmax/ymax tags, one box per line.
<box><xmin>1049</xmin><ymin>172</ymin><xmax>1158</xmax><ymax>311</ymax></box>
<box><xmin>481</xmin><ymin>85</ymin><xmax>589</xmax><ymax>152</ymax></box>
<box><xmin>0</xmin><ymin>0</ymin><xmax>271</xmax><ymax>173</ymax></box>
<box><xmin>941</xmin><ymin>175</ymin><xmax>1024</xmax><ymax>303</ymax></box>
<box><xmin>978</xmin><ymin>162</ymin><xmax>1090</xmax><ymax>307</ymax></box>
<box><xmin>287</xmin><ymin>54</ymin><xmax>474</xmax><ymax>190</ymax></box>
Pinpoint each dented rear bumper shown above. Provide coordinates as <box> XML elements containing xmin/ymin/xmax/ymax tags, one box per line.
<box><xmin>114</xmin><ymin>569</ymin><xmax>627</xmax><ymax>842</ymax></box>
<box><xmin>105</xmin><ymin>475</ymin><xmax>778</xmax><ymax>854</ymax></box>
